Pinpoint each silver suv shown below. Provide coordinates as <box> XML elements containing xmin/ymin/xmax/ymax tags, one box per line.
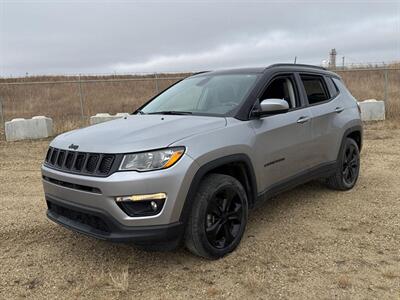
<box><xmin>42</xmin><ymin>64</ymin><xmax>362</xmax><ymax>259</ymax></box>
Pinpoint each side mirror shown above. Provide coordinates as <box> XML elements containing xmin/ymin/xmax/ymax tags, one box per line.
<box><xmin>254</xmin><ymin>98</ymin><xmax>289</xmax><ymax>117</ymax></box>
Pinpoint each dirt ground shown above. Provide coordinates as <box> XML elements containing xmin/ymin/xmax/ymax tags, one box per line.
<box><xmin>0</xmin><ymin>122</ymin><xmax>399</xmax><ymax>299</ymax></box>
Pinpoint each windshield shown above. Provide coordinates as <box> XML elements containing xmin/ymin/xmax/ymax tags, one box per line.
<box><xmin>140</xmin><ymin>74</ymin><xmax>259</xmax><ymax>116</ymax></box>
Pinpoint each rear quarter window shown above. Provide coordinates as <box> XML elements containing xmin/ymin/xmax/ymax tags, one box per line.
<box><xmin>326</xmin><ymin>77</ymin><xmax>340</xmax><ymax>98</ymax></box>
<box><xmin>332</xmin><ymin>77</ymin><xmax>347</xmax><ymax>92</ymax></box>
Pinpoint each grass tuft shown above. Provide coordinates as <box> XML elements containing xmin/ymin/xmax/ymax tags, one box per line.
<box><xmin>337</xmin><ymin>275</ymin><xmax>352</xmax><ymax>289</ymax></box>
<box><xmin>107</xmin><ymin>266</ymin><xmax>130</xmax><ymax>292</ymax></box>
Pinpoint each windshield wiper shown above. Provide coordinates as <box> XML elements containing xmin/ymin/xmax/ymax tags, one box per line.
<box><xmin>136</xmin><ymin>109</ymin><xmax>146</xmax><ymax>115</ymax></box>
<box><xmin>147</xmin><ymin>111</ymin><xmax>193</xmax><ymax>115</ymax></box>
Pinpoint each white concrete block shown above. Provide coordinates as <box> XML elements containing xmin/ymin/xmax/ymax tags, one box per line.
<box><xmin>5</xmin><ymin>116</ymin><xmax>53</xmax><ymax>142</ymax></box>
<box><xmin>89</xmin><ymin>113</ymin><xmax>130</xmax><ymax>125</ymax></box>
<box><xmin>358</xmin><ymin>99</ymin><xmax>385</xmax><ymax>121</ymax></box>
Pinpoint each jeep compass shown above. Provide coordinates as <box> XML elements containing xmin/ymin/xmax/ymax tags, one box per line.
<box><xmin>42</xmin><ymin>64</ymin><xmax>362</xmax><ymax>259</ymax></box>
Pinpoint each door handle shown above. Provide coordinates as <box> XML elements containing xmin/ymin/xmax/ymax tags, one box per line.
<box><xmin>334</xmin><ymin>107</ymin><xmax>344</xmax><ymax>113</ymax></box>
<box><xmin>297</xmin><ymin>116</ymin><xmax>310</xmax><ymax>124</ymax></box>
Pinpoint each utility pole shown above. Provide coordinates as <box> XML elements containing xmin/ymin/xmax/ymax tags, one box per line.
<box><xmin>0</xmin><ymin>97</ymin><xmax>4</xmax><ymax>128</ymax></box>
<box><xmin>78</xmin><ymin>74</ymin><xmax>85</xmax><ymax>121</ymax></box>
<box><xmin>154</xmin><ymin>73</ymin><xmax>159</xmax><ymax>94</ymax></box>
<box><xmin>342</xmin><ymin>56</ymin><xmax>345</xmax><ymax>70</ymax></box>
<box><xmin>384</xmin><ymin>69</ymin><xmax>388</xmax><ymax>103</ymax></box>
<box><xmin>294</xmin><ymin>56</ymin><xmax>297</xmax><ymax>64</ymax></box>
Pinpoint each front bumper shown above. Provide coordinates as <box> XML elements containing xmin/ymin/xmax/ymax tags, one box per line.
<box><xmin>42</xmin><ymin>154</ymin><xmax>199</xmax><ymax>241</ymax></box>
<box><xmin>46</xmin><ymin>196</ymin><xmax>184</xmax><ymax>242</ymax></box>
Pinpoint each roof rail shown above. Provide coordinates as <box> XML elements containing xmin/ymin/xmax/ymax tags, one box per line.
<box><xmin>191</xmin><ymin>70</ymin><xmax>210</xmax><ymax>76</ymax></box>
<box><xmin>268</xmin><ymin>63</ymin><xmax>327</xmax><ymax>70</ymax></box>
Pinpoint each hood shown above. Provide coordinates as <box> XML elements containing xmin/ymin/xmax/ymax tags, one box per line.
<box><xmin>51</xmin><ymin>115</ymin><xmax>227</xmax><ymax>153</ymax></box>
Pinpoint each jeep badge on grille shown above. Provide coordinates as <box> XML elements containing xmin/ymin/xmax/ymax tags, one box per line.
<box><xmin>68</xmin><ymin>144</ymin><xmax>79</xmax><ymax>150</ymax></box>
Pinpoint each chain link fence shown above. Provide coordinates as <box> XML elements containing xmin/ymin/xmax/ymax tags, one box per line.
<box><xmin>333</xmin><ymin>67</ymin><xmax>400</xmax><ymax>119</ymax></box>
<box><xmin>0</xmin><ymin>73</ymin><xmax>188</xmax><ymax>134</ymax></box>
<box><xmin>0</xmin><ymin>67</ymin><xmax>399</xmax><ymax>137</ymax></box>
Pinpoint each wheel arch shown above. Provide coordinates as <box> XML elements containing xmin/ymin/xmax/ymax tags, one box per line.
<box><xmin>179</xmin><ymin>154</ymin><xmax>257</xmax><ymax>224</ymax></box>
<box><xmin>342</xmin><ymin>125</ymin><xmax>363</xmax><ymax>154</ymax></box>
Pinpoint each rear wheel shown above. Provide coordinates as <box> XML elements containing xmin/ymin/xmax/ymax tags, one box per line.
<box><xmin>326</xmin><ymin>138</ymin><xmax>360</xmax><ymax>190</ymax></box>
<box><xmin>184</xmin><ymin>173</ymin><xmax>248</xmax><ymax>259</ymax></box>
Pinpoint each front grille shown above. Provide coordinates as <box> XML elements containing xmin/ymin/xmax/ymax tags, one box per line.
<box><xmin>98</xmin><ymin>155</ymin><xmax>115</xmax><ymax>174</ymax></box>
<box><xmin>45</xmin><ymin>148</ymin><xmax>52</xmax><ymax>161</ymax></box>
<box><xmin>65</xmin><ymin>152</ymin><xmax>75</xmax><ymax>169</ymax></box>
<box><xmin>47</xmin><ymin>201</ymin><xmax>110</xmax><ymax>234</ymax></box>
<box><xmin>44</xmin><ymin>147</ymin><xmax>119</xmax><ymax>177</ymax></box>
<box><xmin>74</xmin><ymin>153</ymin><xmax>86</xmax><ymax>171</ymax></box>
<box><xmin>50</xmin><ymin>148</ymin><xmax>58</xmax><ymax>164</ymax></box>
<box><xmin>86</xmin><ymin>154</ymin><xmax>99</xmax><ymax>173</ymax></box>
<box><xmin>57</xmin><ymin>150</ymin><xmax>66</xmax><ymax>167</ymax></box>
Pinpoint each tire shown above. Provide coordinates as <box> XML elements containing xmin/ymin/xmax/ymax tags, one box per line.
<box><xmin>326</xmin><ymin>138</ymin><xmax>360</xmax><ymax>190</ymax></box>
<box><xmin>184</xmin><ymin>173</ymin><xmax>248</xmax><ymax>259</ymax></box>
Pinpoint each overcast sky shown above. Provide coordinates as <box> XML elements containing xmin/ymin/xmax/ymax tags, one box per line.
<box><xmin>0</xmin><ymin>0</ymin><xmax>399</xmax><ymax>76</ymax></box>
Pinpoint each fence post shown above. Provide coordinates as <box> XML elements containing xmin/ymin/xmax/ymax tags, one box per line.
<box><xmin>384</xmin><ymin>69</ymin><xmax>388</xmax><ymax>103</ymax></box>
<box><xmin>0</xmin><ymin>97</ymin><xmax>4</xmax><ymax>128</ymax></box>
<box><xmin>154</xmin><ymin>73</ymin><xmax>159</xmax><ymax>94</ymax></box>
<box><xmin>78</xmin><ymin>74</ymin><xmax>85</xmax><ymax>122</ymax></box>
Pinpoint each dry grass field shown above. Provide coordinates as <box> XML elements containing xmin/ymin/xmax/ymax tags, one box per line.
<box><xmin>0</xmin><ymin>73</ymin><xmax>189</xmax><ymax>133</ymax></box>
<box><xmin>0</xmin><ymin>66</ymin><xmax>399</xmax><ymax>133</ymax></box>
<box><xmin>0</xmin><ymin>121</ymin><xmax>399</xmax><ymax>299</ymax></box>
<box><xmin>336</xmin><ymin>67</ymin><xmax>400</xmax><ymax>119</ymax></box>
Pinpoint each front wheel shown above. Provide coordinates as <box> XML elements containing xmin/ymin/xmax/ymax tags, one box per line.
<box><xmin>184</xmin><ymin>173</ymin><xmax>248</xmax><ymax>259</ymax></box>
<box><xmin>326</xmin><ymin>138</ymin><xmax>360</xmax><ymax>190</ymax></box>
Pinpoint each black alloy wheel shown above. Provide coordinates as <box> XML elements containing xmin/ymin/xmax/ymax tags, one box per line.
<box><xmin>185</xmin><ymin>173</ymin><xmax>248</xmax><ymax>259</ymax></box>
<box><xmin>205</xmin><ymin>187</ymin><xmax>244</xmax><ymax>249</ymax></box>
<box><xmin>342</xmin><ymin>142</ymin><xmax>359</xmax><ymax>186</ymax></box>
<box><xmin>326</xmin><ymin>138</ymin><xmax>360</xmax><ymax>190</ymax></box>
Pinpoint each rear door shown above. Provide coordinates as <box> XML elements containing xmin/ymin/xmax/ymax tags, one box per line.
<box><xmin>298</xmin><ymin>74</ymin><xmax>345</xmax><ymax>165</ymax></box>
<box><xmin>250</xmin><ymin>73</ymin><xmax>315</xmax><ymax>192</ymax></box>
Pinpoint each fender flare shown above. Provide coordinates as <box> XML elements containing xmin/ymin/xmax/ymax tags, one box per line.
<box><xmin>179</xmin><ymin>154</ymin><xmax>258</xmax><ymax>224</ymax></box>
<box><xmin>338</xmin><ymin>125</ymin><xmax>363</xmax><ymax>160</ymax></box>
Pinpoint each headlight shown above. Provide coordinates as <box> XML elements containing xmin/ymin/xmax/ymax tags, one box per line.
<box><xmin>119</xmin><ymin>147</ymin><xmax>185</xmax><ymax>171</ymax></box>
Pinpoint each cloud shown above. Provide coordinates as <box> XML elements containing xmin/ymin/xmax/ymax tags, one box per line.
<box><xmin>112</xmin><ymin>16</ymin><xmax>399</xmax><ymax>72</ymax></box>
<box><xmin>0</xmin><ymin>1</ymin><xmax>399</xmax><ymax>75</ymax></box>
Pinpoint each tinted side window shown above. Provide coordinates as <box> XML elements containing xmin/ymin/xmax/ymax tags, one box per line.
<box><xmin>260</xmin><ymin>75</ymin><xmax>299</xmax><ymax>109</ymax></box>
<box><xmin>300</xmin><ymin>75</ymin><xmax>330</xmax><ymax>105</ymax></box>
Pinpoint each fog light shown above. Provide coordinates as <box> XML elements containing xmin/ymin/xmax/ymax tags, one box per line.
<box><xmin>150</xmin><ymin>201</ymin><xmax>158</xmax><ymax>211</ymax></box>
<box><xmin>114</xmin><ymin>193</ymin><xmax>166</xmax><ymax>217</ymax></box>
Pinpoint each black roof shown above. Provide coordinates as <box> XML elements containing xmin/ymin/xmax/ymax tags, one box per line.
<box><xmin>192</xmin><ymin>67</ymin><xmax>265</xmax><ymax>76</ymax></box>
<box><xmin>192</xmin><ymin>63</ymin><xmax>339</xmax><ymax>78</ymax></box>
<box><xmin>267</xmin><ymin>63</ymin><xmax>326</xmax><ymax>70</ymax></box>
<box><xmin>266</xmin><ymin>63</ymin><xmax>339</xmax><ymax>77</ymax></box>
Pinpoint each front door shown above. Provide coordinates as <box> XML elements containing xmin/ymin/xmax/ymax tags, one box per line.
<box><xmin>250</xmin><ymin>74</ymin><xmax>314</xmax><ymax>193</ymax></box>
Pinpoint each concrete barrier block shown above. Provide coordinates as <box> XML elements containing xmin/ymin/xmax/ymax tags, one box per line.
<box><xmin>358</xmin><ymin>99</ymin><xmax>385</xmax><ymax>121</ymax></box>
<box><xmin>5</xmin><ymin>116</ymin><xmax>53</xmax><ymax>141</ymax></box>
<box><xmin>90</xmin><ymin>113</ymin><xmax>130</xmax><ymax>125</ymax></box>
